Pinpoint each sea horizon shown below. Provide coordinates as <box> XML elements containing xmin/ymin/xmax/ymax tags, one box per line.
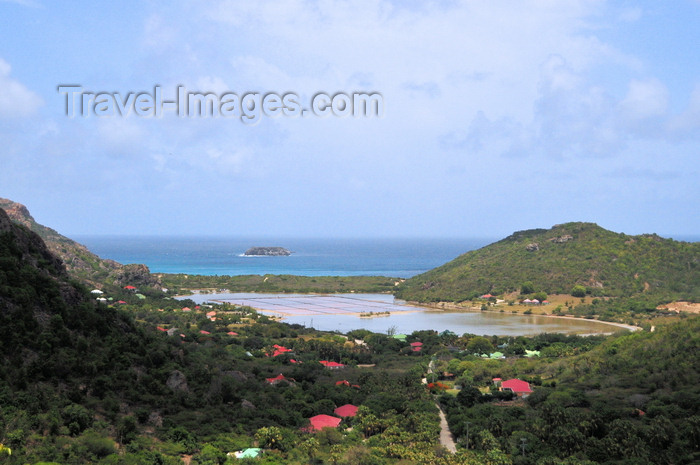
<box><xmin>74</xmin><ymin>235</ymin><xmax>497</xmax><ymax>278</ymax></box>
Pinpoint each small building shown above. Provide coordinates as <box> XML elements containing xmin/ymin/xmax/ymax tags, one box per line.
<box><xmin>307</xmin><ymin>414</ymin><xmax>342</xmax><ymax>431</ymax></box>
<box><xmin>500</xmin><ymin>379</ymin><xmax>533</xmax><ymax>397</ymax></box>
<box><xmin>410</xmin><ymin>341</ymin><xmax>423</xmax><ymax>352</ymax></box>
<box><xmin>320</xmin><ymin>361</ymin><xmax>345</xmax><ymax>369</ymax></box>
<box><xmin>266</xmin><ymin>373</ymin><xmax>294</xmax><ymax>386</ymax></box>
<box><xmin>334</xmin><ymin>404</ymin><xmax>358</xmax><ymax>418</ymax></box>
<box><xmin>231</xmin><ymin>448</ymin><xmax>262</xmax><ymax>459</ymax></box>
<box><xmin>271</xmin><ymin>344</ymin><xmax>293</xmax><ymax>357</ymax></box>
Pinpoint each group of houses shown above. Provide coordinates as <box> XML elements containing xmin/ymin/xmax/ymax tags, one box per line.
<box><xmin>305</xmin><ymin>404</ymin><xmax>359</xmax><ymax>432</ymax></box>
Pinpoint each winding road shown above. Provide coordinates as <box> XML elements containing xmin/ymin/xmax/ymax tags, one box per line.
<box><xmin>425</xmin><ymin>359</ymin><xmax>458</xmax><ymax>453</ymax></box>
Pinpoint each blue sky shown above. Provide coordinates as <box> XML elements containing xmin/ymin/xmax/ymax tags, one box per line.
<box><xmin>0</xmin><ymin>0</ymin><xmax>698</xmax><ymax>239</ymax></box>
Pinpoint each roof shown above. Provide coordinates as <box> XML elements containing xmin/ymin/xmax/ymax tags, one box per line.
<box><xmin>320</xmin><ymin>361</ymin><xmax>345</xmax><ymax>368</ymax></box>
<box><xmin>481</xmin><ymin>294</ymin><xmax>493</xmax><ymax>298</ymax></box>
<box><xmin>410</xmin><ymin>341</ymin><xmax>423</xmax><ymax>347</ymax></box>
<box><xmin>501</xmin><ymin>379</ymin><xmax>533</xmax><ymax>393</ymax></box>
<box><xmin>235</xmin><ymin>448</ymin><xmax>262</xmax><ymax>459</ymax></box>
<box><xmin>334</xmin><ymin>404</ymin><xmax>358</xmax><ymax>417</ymax></box>
<box><xmin>266</xmin><ymin>373</ymin><xmax>287</xmax><ymax>384</ymax></box>
<box><xmin>271</xmin><ymin>345</ymin><xmax>293</xmax><ymax>357</ymax></box>
<box><xmin>124</xmin><ymin>285</ymin><xmax>136</xmax><ymax>290</ymax></box>
<box><xmin>308</xmin><ymin>414</ymin><xmax>342</xmax><ymax>430</ymax></box>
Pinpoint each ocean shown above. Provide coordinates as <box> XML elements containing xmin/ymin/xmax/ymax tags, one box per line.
<box><xmin>74</xmin><ymin>236</ymin><xmax>494</xmax><ymax>278</ymax></box>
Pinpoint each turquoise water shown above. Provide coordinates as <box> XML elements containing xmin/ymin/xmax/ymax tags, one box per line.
<box><xmin>74</xmin><ymin>236</ymin><xmax>493</xmax><ymax>278</ymax></box>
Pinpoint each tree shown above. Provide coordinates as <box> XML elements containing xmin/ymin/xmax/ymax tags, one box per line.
<box><xmin>521</xmin><ymin>282</ymin><xmax>535</xmax><ymax>295</ymax></box>
<box><xmin>571</xmin><ymin>285</ymin><xmax>587</xmax><ymax>298</ymax></box>
<box><xmin>467</xmin><ymin>336</ymin><xmax>493</xmax><ymax>355</ymax></box>
<box><xmin>255</xmin><ymin>426</ymin><xmax>283</xmax><ymax>450</ymax></box>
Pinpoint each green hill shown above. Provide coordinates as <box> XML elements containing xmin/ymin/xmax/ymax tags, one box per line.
<box><xmin>0</xmin><ymin>197</ymin><xmax>160</xmax><ymax>290</ymax></box>
<box><xmin>396</xmin><ymin>222</ymin><xmax>699</xmax><ymax>304</ymax></box>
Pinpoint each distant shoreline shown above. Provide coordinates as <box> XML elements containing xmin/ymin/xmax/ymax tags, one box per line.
<box><xmin>403</xmin><ymin>300</ymin><xmax>641</xmax><ymax>333</ymax></box>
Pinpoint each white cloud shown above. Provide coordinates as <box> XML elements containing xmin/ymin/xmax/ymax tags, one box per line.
<box><xmin>0</xmin><ymin>58</ymin><xmax>43</xmax><ymax>118</ymax></box>
<box><xmin>618</xmin><ymin>78</ymin><xmax>669</xmax><ymax>121</ymax></box>
<box><xmin>667</xmin><ymin>83</ymin><xmax>700</xmax><ymax>138</ymax></box>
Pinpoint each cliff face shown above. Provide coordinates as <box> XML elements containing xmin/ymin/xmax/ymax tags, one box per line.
<box><xmin>0</xmin><ymin>198</ymin><xmax>161</xmax><ymax>290</ymax></box>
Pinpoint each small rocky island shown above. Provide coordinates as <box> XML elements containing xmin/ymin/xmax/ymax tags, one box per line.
<box><xmin>244</xmin><ymin>246</ymin><xmax>292</xmax><ymax>256</ymax></box>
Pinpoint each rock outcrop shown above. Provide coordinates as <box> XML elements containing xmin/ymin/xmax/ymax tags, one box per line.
<box><xmin>244</xmin><ymin>246</ymin><xmax>292</xmax><ymax>256</ymax></box>
<box><xmin>0</xmin><ymin>198</ymin><xmax>161</xmax><ymax>290</ymax></box>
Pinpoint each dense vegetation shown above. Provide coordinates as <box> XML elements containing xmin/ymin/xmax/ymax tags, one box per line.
<box><xmin>161</xmin><ymin>273</ymin><xmax>400</xmax><ymax>295</ymax></box>
<box><xmin>396</xmin><ymin>222</ymin><xmax>699</xmax><ymax>323</ymax></box>
<box><xmin>2</xmin><ymin>208</ymin><xmax>699</xmax><ymax>464</ymax></box>
<box><xmin>438</xmin><ymin>317</ymin><xmax>700</xmax><ymax>464</ymax></box>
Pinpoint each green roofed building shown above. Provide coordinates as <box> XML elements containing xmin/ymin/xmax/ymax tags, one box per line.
<box><xmin>233</xmin><ymin>448</ymin><xmax>262</xmax><ymax>459</ymax></box>
<box><xmin>392</xmin><ymin>334</ymin><xmax>407</xmax><ymax>341</ymax></box>
<box><xmin>525</xmin><ymin>350</ymin><xmax>540</xmax><ymax>358</ymax></box>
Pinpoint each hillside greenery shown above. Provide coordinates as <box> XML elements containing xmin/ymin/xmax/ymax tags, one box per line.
<box><xmin>160</xmin><ymin>273</ymin><xmax>400</xmax><ymax>295</ymax></box>
<box><xmin>1</xmin><ymin>209</ymin><xmax>699</xmax><ymax>464</ymax></box>
<box><xmin>396</xmin><ymin>222</ymin><xmax>699</xmax><ymax>313</ymax></box>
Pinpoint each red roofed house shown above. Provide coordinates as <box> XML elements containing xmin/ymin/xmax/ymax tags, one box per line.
<box><xmin>156</xmin><ymin>326</ymin><xmax>167</xmax><ymax>332</ymax></box>
<box><xmin>307</xmin><ymin>414</ymin><xmax>342</xmax><ymax>431</ymax></box>
<box><xmin>199</xmin><ymin>330</ymin><xmax>211</xmax><ymax>335</ymax></box>
<box><xmin>271</xmin><ymin>345</ymin><xmax>293</xmax><ymax>357</ymax></box>
<box><xmin>335</xmin><ymin>380</ymin><xmax>350</xmax><ymax>387</ymax></box>
<box><xmin>500</xmin><ymin>379</ymin><xmax>533</xmax><ymax>397</ymax></box>
<box><xmin>227</xmin><ymin>331</ymin><xmax>239</xmax><ymax>336</ymax></box>
<box><xmin>320</xmin><ymin>361</ymin><xmax>345</xmax><ymax>369</ymax></box>
<box><xmin>124</xmin><ymin>285</ymin><xmax>136</xmax><ymax>290</ymax></box>
<box><xmin>410</xmin><ymin>341</ymin><xmax>423</xmax><ymax>352</ymax></box>
<box><xmin>334</xmin><ymin>404</ymin><xmax>358</xmax><ymax>418</ymax></box>
<box><xmin>481</xmin><ymin>294</ymin><xmax>493</xmax><ymax>299</ymax></box>
<box><xmin>266</xmin><ymin>374</ymin><xmax>294</xmax><ymax>386</ymax></box>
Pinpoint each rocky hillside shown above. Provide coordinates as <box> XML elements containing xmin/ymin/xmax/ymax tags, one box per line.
<box><xmin>0</xmin><ymin>198</ymin><xmax>160</xmax><ymax>290</ymax></box>
<box><xmin>396</xmin><ymin>222</ymin><xmax>699</xmax><ymax>303</ymax></box>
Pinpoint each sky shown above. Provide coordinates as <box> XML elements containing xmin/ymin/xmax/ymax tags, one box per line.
<box><xmin>0</xmin><ymin>0</ymin><xmax>698</xmax><ymax>239</ymax></box>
